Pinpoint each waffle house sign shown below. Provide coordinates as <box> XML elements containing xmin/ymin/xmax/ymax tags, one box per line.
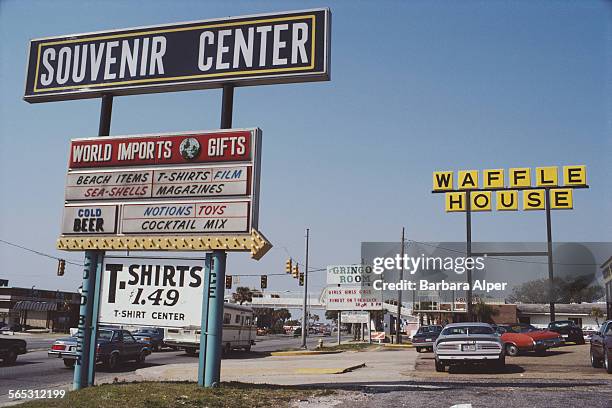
<box><xmin>432</xmin><ymin>165</ymin><xmax>587</xmax><ymax>212</ymax></box>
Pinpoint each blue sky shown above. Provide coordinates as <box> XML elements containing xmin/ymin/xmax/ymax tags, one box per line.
<box><xmin>0</xmin><ymin>0</ymin><xmax>610</xmax><ymax>299</ymax></box>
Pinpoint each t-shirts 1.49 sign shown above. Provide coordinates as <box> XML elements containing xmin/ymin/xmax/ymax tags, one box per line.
<box><xmin>98</xmin><ymin>256</ymin><xmax>206</xmax><ymax>328</ymax></box>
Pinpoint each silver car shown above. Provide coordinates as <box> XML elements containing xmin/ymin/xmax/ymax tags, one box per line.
<box><xmin>433</xmin><ymin>322</ymin><xmax>505</xmax><ymax>372</ymax></box>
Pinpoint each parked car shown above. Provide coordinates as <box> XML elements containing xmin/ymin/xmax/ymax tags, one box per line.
<box><xmin>0</xmin><ymin>337</ymin><xmax>27</xmax><ymax>365</ymax></box>
<box><xmin>412</xmin><ymin>325</ymin><xmax>443</xmax><ymax>352</ymax></box>
<box><xmin>48</xmin><ymin>329</ymin><xmax>151</xmax><ymax>369</ymax></box>
<box><xmin>131</xmin><ymin>328</ymin><xmax>165</xmax><ymax>351</ymax></box>
<box><xmin>589</xmin><ymin>320</ymin><xmax>612</xmax><ymax>374</ymax></box>
<box><xmin>434</xmin><ymin>323</ymin><xmax>505</xmax><ymax>372</ymax></box>
<box><xmin>0</xmin><ymin>323</ymin><xmax>23</xmax><ymax>332</ymax></box>
<box><xmin>547</xmin><ymin>320</ymin><xmax>585</xmax><ymax>344</ymax></box>
<box><xmin>494</xmin><ymin>323</ymin><xmax>562</xmax><ymax>356</ymax></box>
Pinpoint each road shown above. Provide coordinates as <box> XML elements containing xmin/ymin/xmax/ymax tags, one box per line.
<box><xmin>0</xmin><ymin>334</ymin><xmax>343</xmax><ymax>405</ymax></box>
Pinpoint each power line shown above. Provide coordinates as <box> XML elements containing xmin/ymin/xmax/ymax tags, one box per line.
<box><xmin>0</xmin><ymin>238</ymin><xmax>83</xmax><ymax>267</ymax></box>
<box><xmin>409</xmin><ymin>240</ymin><xmax>604</xmax><ymax>266</ymax></box>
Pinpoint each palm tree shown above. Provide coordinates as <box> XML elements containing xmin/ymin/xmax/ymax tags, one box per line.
<box><xmin>590</xmin><ymin>307</ymin><xmax>604</xmax><ymax>327</ymax></box>
<box><xmin>232</xmin><ymin>286</ymin><xmax>253</xmax><ymax>305</ymax></box>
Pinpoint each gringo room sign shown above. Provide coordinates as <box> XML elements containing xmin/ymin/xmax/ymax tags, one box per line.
<box><xmin>24</xmin><ymin>8</ymin><xmax>330</xmax><ymax>103</ymax></box>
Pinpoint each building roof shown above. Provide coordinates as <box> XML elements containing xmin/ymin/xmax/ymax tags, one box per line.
<box><xmin>517</xmin><ymin>302</ymin><xmax>606</xmax><ymax>316</ymax></box>
<box><xmin>13</xmin><ymin>301</ymin><xmax>58</xmax><ymax>312</ymax></box>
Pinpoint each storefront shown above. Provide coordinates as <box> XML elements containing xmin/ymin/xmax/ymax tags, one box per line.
<box><xmin>0</xmin><ymin>287</ymin><xmax>79</xmax><ymax>332</ymax></box>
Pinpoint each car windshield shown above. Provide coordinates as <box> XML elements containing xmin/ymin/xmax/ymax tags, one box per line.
<box><xmin>418</xmin><ymin>326</ymin><xmax>442</xmax><ymax>334</ymax></box>
<box><xmin>441</xmin><ymin>326</ymin><xmax>494</xmax><ymax>336</ymax></box>
<box><xmin>98</xmin><ymin>330</ymin><xmax>113</xmax><ymax>341</ymax></box>
<box><xmin>503</xmin><ymin>324</ymin><xmax>537</xmax><ymax>333</ymax></box>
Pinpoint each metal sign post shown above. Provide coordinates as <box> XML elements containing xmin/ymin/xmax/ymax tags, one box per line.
<box><xmin>74</xmin><ymin>95</ymin><xmax>112</xmax><ymax>390</ymax></box>
<box><xmin>198</xmin><ymin>85</ymin><xmax>233</xmax><ymax>387</ymax></box>
<box><xmin>198</xmin><ymin>254</ymin><xmax>212</xmax><ymax>387</ymax></box>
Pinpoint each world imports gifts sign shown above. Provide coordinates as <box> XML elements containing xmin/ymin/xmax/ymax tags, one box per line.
<box><xmin>24</xmin><ymin>9</ymin><xmax>330</xmax><ymax>103</ymax></box>
<box><xmin>98</xmin><ymin>256</ymin><xmax>205</xmax><ymax>328</ymax></box>
<box><xmin>57</xmin><ymin>129</ymin><xmax>271</xmax><ymax>259</ymax></box>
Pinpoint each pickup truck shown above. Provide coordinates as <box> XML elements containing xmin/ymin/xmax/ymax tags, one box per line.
<box><xmin>1</xmin><ymin>337</ymin><xmax>27</xmax><ymax>365</ymax></box>
<box><xmin>49</xmin><ymin>328</ymin><xmax>150</xmax><ymax>369</ymax></box>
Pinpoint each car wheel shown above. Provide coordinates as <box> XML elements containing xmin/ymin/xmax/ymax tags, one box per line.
<box><xmin>505</xmin><ymin>344</ymin><xmax>519</xmax><ymax>357</ymax></box>
<box><xmin>63</xmin><ymin>359</ymin><xmax>76</xmax><ymax>368</ymax></box>
<box><xmin>185</xmin><ymin>348</ymin><xmax>198</xmax><ymax>356</ymax></box>
<box><xmin>3</xmin><ymin>349</ymin><xmax>18</xmax><ymax>365</ymax></box>
<box><xmin>244</xmin><ymin>345</ymin><xmax>251</xmax><ymax>352</ymax></box>
<box><xmin>577</xmin><ymin>337</ymin><xmax>586</xmax><ymax>345</ymax></box>
<box><xmin>590</xmin><ymin>349</ymin><xmax>603</xmax><ymax>368</ymax></box>
<box><xmin>416</xmin><ymin>347</ymin><xmax>422</xmax><ymax>353</ymax></box>
<box><xmin>136</xmin><ymin>350</ymin><xmax>147</xmax><ymax>365</ymax></box>
<box><xmin>105</xmin><ymin>353</ymin><xmax>118</xmax><ymax>370</ymax></box>
<box><xmin>434</xmin><ymin>359</ymin><xmax>445</xmax><ymax>372</ymax></box>
<box><xmin>153</xmin><ymin>344</ymin><xmax>159</xmax><ymax>352</ymax></box>
<box><xmin>605</xmin><ymin>349</ymin><xmax>612</xmax><ymax>374</ymax></box>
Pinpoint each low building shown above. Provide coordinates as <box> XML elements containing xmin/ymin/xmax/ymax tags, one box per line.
<box><xmin>517</xmin><ymin>302</ymin><xmax>607</xmax><ymax>329</ymax></box>
<box><xmin>0</xmin><ymin>287</ymin><xmax>80</xmax><ymax>332</ymax></box>
<box><xmin>602</xmin><ymin>257</ymin><xmax>612</xmax><ymax>320</ymax></box>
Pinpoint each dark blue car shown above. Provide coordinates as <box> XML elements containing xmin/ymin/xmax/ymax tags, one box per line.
<box><xmin>49</xmin><ymin>328</ymin><xmax>150</xmax><ymax>369</ymax></box>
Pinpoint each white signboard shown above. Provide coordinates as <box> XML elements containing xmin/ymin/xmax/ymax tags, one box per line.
<box><xmin>99</xmin><ymin>256</ymin><xmax>205</xmax><ymax>328</ymax></box>
<box><xmin>325</xmin><ymin>286</ymin><xmax>383</xmax><ymax>311</ymax></box>
<box><xmin>340</xmin><ymin>311</ymin><xmax>369</xmax><ymax>324</ymax></box>
<box><xmin>121</xmin><ymin>200</ymin><xmax>250</xmax><ymax>234</ymax></box>
<box><xmin>61</xmin><ymin>205</ymin><xmax>118</xmax><ymax>235</ymax></box>
<box><xmin>65</xmin><ymin>165</ymin><xmax>249</xmax><ymax>201</ymax></box>
<box><xmin>327</xmin><ymin>264</ymin><xmax>374</xmax><ymax>285</ymax></box>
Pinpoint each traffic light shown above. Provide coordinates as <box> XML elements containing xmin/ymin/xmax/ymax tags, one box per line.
<box><xmin>285</xmin><ymin>258</ymin><xmax>292</xmax><ymax>274</ymax></box>
<box><xmin>299</xmin><ymin>272</ymin><xmax>304</xmax><ymax>286</ymax></box>
<box><xmin>57</xmin><ymin>259</ymin><xmax>65</xmax><ymax>276</ymax></box>
<box><xmin>225</xmin><ymin>275</ymin><xmax>232</xmax><ymax>289</ymax></box>
<box><xmin>292</xmin><ymin>264</ymin><xmax>299</xmax><ymax>279</ymax></box>
<box><xmin>261</xmin><ymin>275</ymin><xmax>267</xmax><ymax>289</ymax></box>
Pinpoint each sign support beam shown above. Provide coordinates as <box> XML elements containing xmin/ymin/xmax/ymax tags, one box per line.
<box><xmin>545</xmin><ymin>190</ymin><xmax>556</xmax><ymax>322</ymax></box>
<box><xmin>74</xmin><ymin>94</ymin><xmax>112</xmax><ymax>391</ymax></box>
<box><xmin>204</xmin><ymin>250</ymin><xmax>226</xmax><ymax>387</ymax></box>
<box><xmin>200</xmin><ymin>84</ymin><xmax>233</xmax><ymax>388</ymax></box>
<box><xmin>301</xmin><ymin>228</ymin><xmax>310</xmax><ymax>349</ymax></box>
<box><xmin>198</xmin><ymin>254</ymin><xmax>212</xmax><ymax>387</ymax></box>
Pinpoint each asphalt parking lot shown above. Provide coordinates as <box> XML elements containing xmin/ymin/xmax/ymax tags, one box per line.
<box><xmin>414</xmin><ymin>343</ymin><xmax>611</xmax><ymax>379</ymax></box>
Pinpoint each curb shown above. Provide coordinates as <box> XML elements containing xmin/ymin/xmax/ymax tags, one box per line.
<box><xmin>382</xmin><ymin>343</ymin><xmax>414</xmax><ymax>349</ymax></box>
<box><xmin>270</xmin><ymin>350</ymin><xmax>343</xmax><ymax>356</ymax></box>
<box><xmin>295</xmin><ymin>363</ymin><xmax>366</xmax><ymax>374</ymax></box>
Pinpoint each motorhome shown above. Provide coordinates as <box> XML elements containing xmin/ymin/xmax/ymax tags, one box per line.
<box><xmin>164</xmin><ymin>303</ymin><xmax>255</xmax><ymax>355</ymax></box>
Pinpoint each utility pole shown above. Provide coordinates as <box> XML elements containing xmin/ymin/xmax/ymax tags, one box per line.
<box><xmin>301</xmin><ymin>228</ymin><xmax>310</xmax><ymax>349</ymax></box>
<box><xmin>395</xmin><ymin>227</ymin><xmax>404</xmax><ymax>344</ymax></box>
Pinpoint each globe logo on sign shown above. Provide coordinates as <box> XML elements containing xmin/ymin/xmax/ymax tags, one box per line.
<box><xmin>179</xmin><ymin>138</ymin><xmax>201</xmax><ymax>160</ymax></box>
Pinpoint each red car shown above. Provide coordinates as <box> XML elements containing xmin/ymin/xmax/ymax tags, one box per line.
<box><xmin>495</xmin><ymin>323</ymin><xmax>562</xmax><ymax>357</ymax></box>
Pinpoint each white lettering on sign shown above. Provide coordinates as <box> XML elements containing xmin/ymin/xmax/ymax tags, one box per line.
<box><xmin>121</xmin><ymin>201</ymin><xmax>249</xmax><ymax>234</ymax></box>
<box><xmin>197</xmin><ymin>22</ymin><xmax>308</xmax><ymax>72</ymax></box>
<box><xmin>207</xmin><ymin>136</ymin><xmax>246</xmax><ymax>157</ymax></box>
<box><xmin>40</xmin><ymin>37</ymin><xmax>166</xmax><ymax>86</ymax></box>
<box><xmin>99</xmin><ymin>256</ymin><xmax>204</xmax><ymax>328</ymax></box>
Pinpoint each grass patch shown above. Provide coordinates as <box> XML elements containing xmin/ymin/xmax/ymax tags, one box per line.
<box><xmin>19</xmin><ymin>382</ymin><xmax>334</xmax><ymax>408</ymax></box>
<box><xmin>317</xmin><ymin>343</ymin><xmax>378</xmax><ymax>352</ymax></box>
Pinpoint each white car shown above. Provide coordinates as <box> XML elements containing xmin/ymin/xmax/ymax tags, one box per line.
<box><xmin>433</xmin><ymin>322</ymin><xmax>505</xmax><ymax>372</ymax></box>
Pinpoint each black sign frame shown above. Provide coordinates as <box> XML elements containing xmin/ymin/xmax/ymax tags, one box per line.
<box><xmin>24</xmin><ymin>8</ymin><xmax>330</xmax><ymax>103</ymax></box>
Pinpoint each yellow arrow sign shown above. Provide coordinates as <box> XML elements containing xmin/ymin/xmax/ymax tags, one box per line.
<box><xmin>56</xmin><ymin>229</ymin><xmax>272</xmax><ymax>260</ymax></box>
